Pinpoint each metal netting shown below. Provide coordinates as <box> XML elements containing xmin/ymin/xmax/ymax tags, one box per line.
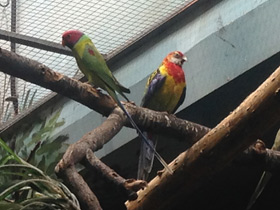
<box><xmin>0</xmin><ymin>0</ymin><xmax>194</xmax><ymax>127</ymax></box>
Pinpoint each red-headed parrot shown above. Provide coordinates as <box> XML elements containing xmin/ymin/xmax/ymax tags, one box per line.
<box><xmin>62</xmin><ymin>30</ymin><xmax>171</xmax><ymax>174</ymax></box>
<box><xmin>138</xmin><ymin>51</ymin><xmax>187</xmax><ymax>180</ymax></box>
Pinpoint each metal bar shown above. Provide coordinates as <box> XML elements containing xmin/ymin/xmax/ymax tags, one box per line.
<box><xmin>0</xmin><ymin>28</ymin><xmax>73</xmax><ymax>56</ymax></box>
<box><xmin>10</xmin><ymin>0</ymin><xmax>18</xmax><ymax>115</ymax></box>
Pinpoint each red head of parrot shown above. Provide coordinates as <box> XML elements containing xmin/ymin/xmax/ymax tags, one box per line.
<box><xmin>62</xmin><ymin>30</ymin><xmax>84</xmax><ymax>49</ymax></box>
<box><xmin>163</xmin><ymin>51</ymin><xmax>187</xmax><ymax>84</ymax></box>
<box><xmin>164</xmin><ymin>51</ymin><xmax>187</xmax><ymax>67</ymax></box>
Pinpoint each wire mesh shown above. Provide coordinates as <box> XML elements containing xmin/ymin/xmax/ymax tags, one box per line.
<box><xmin>0</xmin><ymin>0</ymin><xmax>194</xmax><ymax>127</ymax></box>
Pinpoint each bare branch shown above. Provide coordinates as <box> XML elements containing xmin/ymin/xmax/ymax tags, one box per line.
<box><xmin>0</xmin><ymin>47</ymin><xmax>115</xmax><ymax>116</ymax></box>
<box><xmin>85</xmin><ymin>149</ymin><xmax>147</xmax><ymax>201</ymax></box>
<box><xmin>55</xmin><ymin>107</ymin><xmax>125</xmax><ymax>171</ymax></box>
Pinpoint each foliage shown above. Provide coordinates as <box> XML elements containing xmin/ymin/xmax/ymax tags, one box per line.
<box><xmin>0</xmin><ymin>138</ymin><xmax>80</xmax><ymax>210</ymax></box>
<box><xmin>13</xmin><ymin>109</ymin><xmax>68</xmax><ymax>177</ymax></box>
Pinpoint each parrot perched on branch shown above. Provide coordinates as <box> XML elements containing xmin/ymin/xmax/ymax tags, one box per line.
<box><xmin>137</xmin><ymin>51</ymin><xmax>187</xmax><ymax>180</ymax></box>
<box><xmin>246</xmin><ymin>129</ymin><xmax>280</xmax><ymax>210</ymax></box>
<box><xmin>62</xmin><ymin>30</ymin><xmax>171</xmax><ymax>175</ymax></box>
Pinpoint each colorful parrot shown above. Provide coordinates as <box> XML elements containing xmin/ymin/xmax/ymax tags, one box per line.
<box><xmin>137</xmin><ymin>51</ymin><xmax>187</xmax><ymax>180</ymax></box>
<box><xmin>62</xmin><ymin>30</ymin><xmax>171</xmax><ymax>174</ymax></box>
<box><xmin>246</xmin><ymin>129</ymin><xmax>280</xmax><ymax>210</ymax></box>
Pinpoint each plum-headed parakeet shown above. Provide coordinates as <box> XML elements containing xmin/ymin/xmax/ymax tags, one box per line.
<box><xmin>62</xmin><ymin>30</ymin><xmax>171</xmax><ymax>174</ymax></box>
<box><xmin>138</xmin><ymin>51</ymin><xmax>187</xmax><ymax>180</ymax></box>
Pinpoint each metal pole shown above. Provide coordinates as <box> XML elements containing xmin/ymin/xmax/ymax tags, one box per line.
<box><xmin>10</xmin><ymin>0</ymin><xmax>18</xmax><ymax>115</ymax></box>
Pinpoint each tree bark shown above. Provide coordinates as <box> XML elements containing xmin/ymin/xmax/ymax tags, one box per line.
<box><xmin>126</xmin><ymin>66</ymin><xmax>280</xmax><ymax>210</ymax></box>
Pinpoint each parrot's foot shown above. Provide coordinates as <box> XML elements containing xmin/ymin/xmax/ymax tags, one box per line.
<box><xmin>157</xmin><ymin>168</ymin><xmax>167</xmax><ymax>177</ymax></box>
<box><xmin>125</xmin><ymin>179</ymin><xmax>148</xmax><ymax>192</ymax></box>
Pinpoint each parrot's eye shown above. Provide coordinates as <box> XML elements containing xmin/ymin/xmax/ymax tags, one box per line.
<box><xmin>67</xmin><ymin>34</ymin><xmax>71</xmax><ymax>39</ymax></box>
<box><xmin>174</xmin><ymin>52</ymin><xmax>180</xmax><ymax>58</ymax></box>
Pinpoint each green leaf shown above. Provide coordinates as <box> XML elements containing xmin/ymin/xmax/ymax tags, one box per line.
<box><xmin>0</xmin><ymin>139</ymin><xmax>21</xmax><ymax>163</ymax></box>
<box><xmin>0</xmin><ymin>155</ymin><xmax>15</xmax><ymax>165</ymax></box>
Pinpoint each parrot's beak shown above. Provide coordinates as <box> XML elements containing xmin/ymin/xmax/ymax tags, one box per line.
<box><xmin>182</xmin><ymin>56</ymin><xmax>187</xmax><ymax>62</ymax></box>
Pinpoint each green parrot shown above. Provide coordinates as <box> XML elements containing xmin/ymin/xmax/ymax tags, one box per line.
<box><xmin>62</xmin><ymin>30</ymin><xmax>171</xmax><ymax>175</ymax></box>
<box><xmin>246</xmin><ymin>129</ymin><xmax>280</xmax><ymax>210</ymax></box>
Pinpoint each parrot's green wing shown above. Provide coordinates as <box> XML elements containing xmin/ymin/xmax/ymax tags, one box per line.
<box><xmin>74</xmin><ymin>36</ymin><xmax>130</xmax><ymax>100</ymax></box>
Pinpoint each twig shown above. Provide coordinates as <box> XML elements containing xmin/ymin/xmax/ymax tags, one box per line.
<box><xmin>85</xmin><ymin>149</ymin><xmax>146</xmax><ymax>201</ymax></box>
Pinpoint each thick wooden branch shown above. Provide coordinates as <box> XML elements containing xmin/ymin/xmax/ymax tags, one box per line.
<box><xmin>126</xmin><ymin>66</ymin><xmax>280</xmax><ymax>210</ymax></box>
<box><xmin>55</xmin><ymin>107</ymin><xmax>125</xmax><ymax>172</ymax></box>
<box><xmin>0</xmin><ymin>47</ymin><xmax>209</xmax><ymax>141</ymax></box>
<box><xmin>0</xmin><ymin>47</ymin><xmax>115</xmax><ymax>116</ymax></box>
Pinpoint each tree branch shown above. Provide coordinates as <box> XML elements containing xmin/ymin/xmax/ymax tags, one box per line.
<box><xmin>126</xmin><ymin>66</ymin><xmax>280</xmax><ymax>210</ymax></box>
<box><xmin>238</xmin><ymin>140</ymin><xmax>280</xmax><ymax>173</ymax></box>
<box><xmin>55</xmin><ymin>107</ymin><xmax>125</xmax><ymax>171</ymax></box>
<box><xmin>85</xmin><ymin>149</ymin><xmax>147</xmax><ymax>201</ymax></box>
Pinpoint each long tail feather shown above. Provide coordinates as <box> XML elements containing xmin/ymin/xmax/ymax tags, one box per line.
<box><xmin>106</xmin><ymin>87</ymin><xmax>172</xmax><ymax>175</ymax></box>
<box><xmin>118</xmin><ymin>100</ymin><xmax>172</xmax><ymax>175</ymax></box>
<box><xmin>137</xmin><ymin>133</ymin><xmax>157</xmax><ymax>180</ymax></box>
<box><xmin>246</xmin><ymin>171</ymin><xmax>272</xmax><ymax>210</ymax></box>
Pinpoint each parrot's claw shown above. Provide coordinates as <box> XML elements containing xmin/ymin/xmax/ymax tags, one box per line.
<box><xmin>157</xmin><ymin>169</ymin><xmax>165</xmax><ymax>177</ymax></box>
<box><xmin>125</xmin><ymin>179</ymin><xmax>148</xmax><ymax>192</ymax></box>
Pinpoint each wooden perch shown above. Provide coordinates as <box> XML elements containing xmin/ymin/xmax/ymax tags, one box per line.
<box><xmin>126</xmin><ymin>66</ymin><xmax>280</xmax><ymax>210</ymax></box>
